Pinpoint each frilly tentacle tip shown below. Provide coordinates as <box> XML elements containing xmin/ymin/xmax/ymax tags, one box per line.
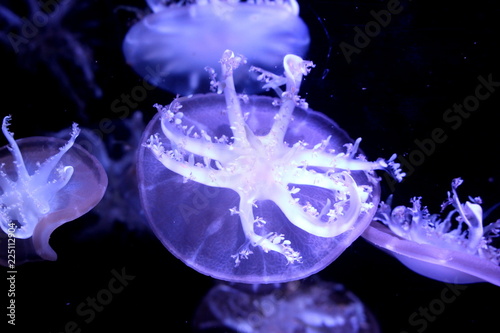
<box><xmin>382</xmin><ymin>154</ymin><xmax>406</xmax><ymax>182</ymax></box>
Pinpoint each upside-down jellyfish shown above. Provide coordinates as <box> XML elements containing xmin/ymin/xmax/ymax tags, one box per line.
<box><xmin>122</xmin><ymin>0</ymin><xmax>310</xmax><ymax>95</ymax></box>
<box><xmin>137</xmin><ymin>50</ymin><xmax>403</xmax><ymax>283</ymax></box>
<box><xmin>363</xmin><ymin>178</ymin><xmax>500</xmax><ymax>286</ymax></box>
<box><xmin>0</xmin><ymin>116</ymin><xmax>108</xmax><ymax>265</ymax></box>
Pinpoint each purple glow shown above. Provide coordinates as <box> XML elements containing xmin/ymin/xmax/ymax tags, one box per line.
<box><xmin>363</xmin><ymin>178</ymin><xmax>500</xmax><ymax>286</ymax></box>
<box><xmin>0</xmin><ymin>117</ymin><xmax>108</xmax><ymax>265</ymax></box>
<box><xmin>193</xmin><ymin>279</ymin><xmax>379</xmax><ymax>332</ymax></box>
<box><xmin>122</xmin><ymin>0</ymin><xmax>310</xmax><ymax>95</ymax></box>
<box><xmin>137</xmin><ymin>50</ymin><xmax>403</xmax><ymax>283</ymax></box>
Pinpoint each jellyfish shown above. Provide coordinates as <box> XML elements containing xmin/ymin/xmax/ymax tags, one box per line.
<box><xmin>52</xmin><ymin>112</ymin><xmax>149</xmax><ymax>236</ymax></box>
<box><xmin>193</xmin><ymin>278</ymin><xmax>379</xmax><ymax>332</ymax></box>
<box><xmin>363</xmin><ymin>178</ymin><xmax>500</xmax><ymax>286</ymax></box>
<box><xmin>122</xmin><ymin>0</ymin><xmax>310</xmax><ymax>96</ymax></box>
<box><xmin>137</xmin><ymin>50</ymin><xmax>404</xmax><ymax>283</ymax></box>
<box><xmin>0</xmin><ymin>0</ymin><xmax>103</xmax><ymax>119</ymax></box>
<box><xmin>0</xmin><ymin>116</ymin><xmax>108</xmax><ymax>265</ymax></box>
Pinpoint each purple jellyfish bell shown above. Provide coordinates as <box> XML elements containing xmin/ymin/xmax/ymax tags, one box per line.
<box><xmin>122</xmin><ymin>0</ymin><xmax>310</xmax><ymax>95</ymax></box>
<box><xmin>193</xmin><ymin>278</ymin><xmax>380</xmax><ymax>332</ymax></box>
<box><xmin>363</xmin><ymin>178</ymin><xmax>500</xmax><ymax>286</ymax></box>
<box><xmin>137</xmin><ymin>50</ymin><xmax>404</xmax><ymax>284</ymax></box>
<box><xmin>0</xmin><ymin>116</ymin><xmax>108</xmax><ymax>265</ymax></box>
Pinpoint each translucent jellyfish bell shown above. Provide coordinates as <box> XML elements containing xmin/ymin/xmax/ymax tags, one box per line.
<box><xmin>122</xmin><ymin>0</ymin><xmax>310</xmax><ymax>95</ymax></box>
<box><xmin>193</xmin><ymin>278</ymin><xmax>380</xmax><ymax>332</ymax></box>
<box><xmin>0</xmin><ymin>117</ymin><xmax>108</xmax><ymax>265</ymax></box>
<box><xmin>137</xmin><ymin>51</ymin><xmax>403</xmax><ymax>283</ymax></box>
<box><xmin>363</xmin><ymin>178</ymin><xmax>500</xmax><ymax>286</ymax></box>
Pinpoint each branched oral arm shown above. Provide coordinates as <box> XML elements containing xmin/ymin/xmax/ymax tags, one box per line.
<box><xmin>268</xmin><ymin>93</ymin><xmax>296</xmax><ymax>145</ymax></box>
<box><xmin>220</xmin><ymin>50</ymin><xmax>251</xmax><ymax>150</ymax></box>
<box><xmin>160</xmin><ymin>118</ymin><xmax>236</xmax><ymax>164</ymax></box>
<box><xmin>292</xmin><ymin>145</ymin><xmax>384</xmax><ymax>172</ymax></box>
<box><xmin>146</xmin><ymin>135</ymin><xmax>235</xmax><ymax>188</ymax></box>
<box><xmin>2</xmin><ymin>116</ymin><xmax>30</xmax><ymax>181</ymax></box>
<box><xmin>234</xmin><ymin>194</ymin><xmax>302</xmax><ymax>265</ymax></box>
<box><xmin>34</xmin><ymin>122</ymin><xmax>80</xmax><ymax>182</ymax></box>
<box><xmin>292</xmin><ymin>143</ymin><xmax>405</xmax><ymax>182</ymax></box>
<box><xmin>274</xmin><ymin>170</ymin><xmax>362</xmax><ymax>238</ymax></box>
<box><xmin>267</xmin><ymin>54</ymin><xmax>310</xmax><ymax>144</ymax></box>
<box><xmin>448</xmin><ymin>180</ymin><xmax>484</xmax><ymax>250</ymax></box>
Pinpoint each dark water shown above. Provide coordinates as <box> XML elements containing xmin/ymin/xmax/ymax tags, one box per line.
<box><xmin>1</xmin><ymin>0</ymin><xmax>499</xmax><ymax>332</ymax></box>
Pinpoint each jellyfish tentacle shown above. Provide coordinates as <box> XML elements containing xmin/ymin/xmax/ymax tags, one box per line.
<box><xmin>0</xmin><ymin>119</ymin><xmax>81</xmax><ymax>239</ymax></box>
<box><xmin>282</xmin><ymin>166</ymin><xmax>349</xmax><ymax>193</ymax></box>
<box><xmin>292</xmin><ymin>138</ymin><xmax>405</xmax><ymax>181</ymax></box>
<box><xmin>232</xmin><ymin>194</ymin><xmax>302</xmax><ymax>266</ymax></box>
<box><xmin>33</xmin><ymin>123</ymin><xmax>80</xmax><ymax>183</ymax></box>
<box><xmin>220</xmin><ymin>50</ymin><xmax>252</xmax><ymax>150</ymax></box>
<box><xmin>159</xmin><ymin>114</ymin><xmax>237</xmax><ymax>164</ymax></box>
<box><xmin>272</xmin><ymin>172</ymin><xmax>362</xmax><ymax>238</ymax></box>
<box><xmin>2</xmin><ymin>116</ymin><xmax>30</xmax><ymax>181</ymax></box>
<box><xmin>145</xmin><ymin>133</ymin><xmax>241</xmax><ymax>188</ymax></box>
<box><xmin>269</xmin><ymin>55</ymin><xmax>309</xmax><ymax>142</ymax></box>
<box><xmin>447</xmin><ymin>179</ymin><xmax>484</xmax><ymax>250</ymax></box>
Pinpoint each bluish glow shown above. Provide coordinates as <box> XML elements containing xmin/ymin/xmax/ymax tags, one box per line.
<box><xmin>0</xmin><ymin>116</ymin><xmax>108</xmax><ymax>265</ymax></box>
<box><xmin>363</xmin><ymin>178</ymin><xmax>500</xmax><ymax>286</ymax></box>
<box><xmin>193</xmin><ymin>278</ymin><xmax>379</xmax><ymax>332</ymax></box>
<box><xmin>137</xmin><ymin>51</ymin><xmax>403</xmax><ymax>283</ymax></box>
<box><xmin>123</xmin><ymin>0</ymin><xmax>310</xmax><ymax>95</ymax></box>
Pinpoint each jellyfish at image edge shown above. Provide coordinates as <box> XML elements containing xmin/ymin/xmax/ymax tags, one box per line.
<box><xmin>137</xmin><ymin>50</ymin><xmax>404</xmax><ymax>283</ymax></box>
<box><xmin>122</xmin><ymin>0</ymin><xmax>310</xmax><ymax>96</ymax></box>
<box><xmin>0</xmin><ymin>116</ymin><xmax>108</xmax><ymax>265</ymax></box>
<box><xmin>193</xmin><ymin>278</ymin><xmax>380</xmax><ymax>332</ymax></box>
<box><xmin>363</xmin><ymin>178</ymin><xmax>500</xmax><ymax>286</ymax></box>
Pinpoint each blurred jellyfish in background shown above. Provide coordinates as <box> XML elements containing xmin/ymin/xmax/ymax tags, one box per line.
<box><xmin>0</xmin><ymin>0</ymin><xmax>104</xmax><ymax>121</ymax></box>
<box><xmin>193</xmin><ymin>277</ymin><xmax>379</xmax><ymax>332</ymax></box>
<box><xmin>51</xmin><ymin>111</ymin><xmax>149</xmax><ymax>237</ymax></box>
<box><xmin>0</xmin><ymin>116</ymin><xmax>108</xmax><ymax>265</ymax></box>
<box><xmin>363</xmin><ymin>178</ymin><xmax>500</xmax><ymax>286</ymax></box>
<box><xmin>137</xmin><ymin>50</ymin><xmax>404</xmax><ymax>283</ymax></box>
<box><xmin>122</xmin><ymin>0</ymin><xmax>310</xmax><ymax>95</ymax></box>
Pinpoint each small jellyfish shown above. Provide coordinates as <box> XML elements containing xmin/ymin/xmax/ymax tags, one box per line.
<box><xmin>122</xmin><ymin>0</ymin><xmax>310</xmax><ymax>95</ymax></box>
<box><xmin>52</xmin><ymin>112</ymin><xmax>149</xmax><ymax>236</ymax></box>
<box><xmin>193</xmin><ymin>278</ymin><xmax>379</xmax><ymax>332</ymax></box>
<box><xmin>363</xmin><ymin>178</ymin><xmax>500</xmax><ymax>286</ymax></box>
<box><xmin>137</xmin><ymin>50</ymin><xmax>403</xmax><ymax>283</ymax></box>
<box><xmin>0</xmin><ymin>116</ymin><xmax>108</xmax><ymax>265</ymax></box>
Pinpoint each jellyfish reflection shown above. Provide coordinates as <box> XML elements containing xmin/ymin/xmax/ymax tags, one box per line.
<box><xmin>122</xmin><ymin>0</ymin><xmax>310</xmax><ymax>95</ymax></box>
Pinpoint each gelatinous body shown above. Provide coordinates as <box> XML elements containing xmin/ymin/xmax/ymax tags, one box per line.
<box><xmin>363</xmin><ymin>178</ymin><xmax>500</xmax><ymax>286</ymax></box>
<box><xmin>0</xmin><ymin>117</ymin><xmax>108</xmax><ymax>265</ymax></box>
<box><xmin>55</xmin><ymin>112</ymin><xmax>149</xmax><ymax>235</ymax></box>
<box><xmin>123</xmin><ymin>0</ymin><xmax>310</xmax><ymax>95</ymax></box>
<box><xmin>193</xmin><ymin>278</ymin><xmax>379</xmax><ymax>332</ymax></box>
<box><xmin>138</xmin><ymin>51</ymin><xmax>402</xmax><ymax>283</ymax></box>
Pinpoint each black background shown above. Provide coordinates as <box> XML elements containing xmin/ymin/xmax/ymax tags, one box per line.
<box><xmin>1</xmin><ymin>0</ymin><xmax>500</xmax><ymax>332</ymax></box>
